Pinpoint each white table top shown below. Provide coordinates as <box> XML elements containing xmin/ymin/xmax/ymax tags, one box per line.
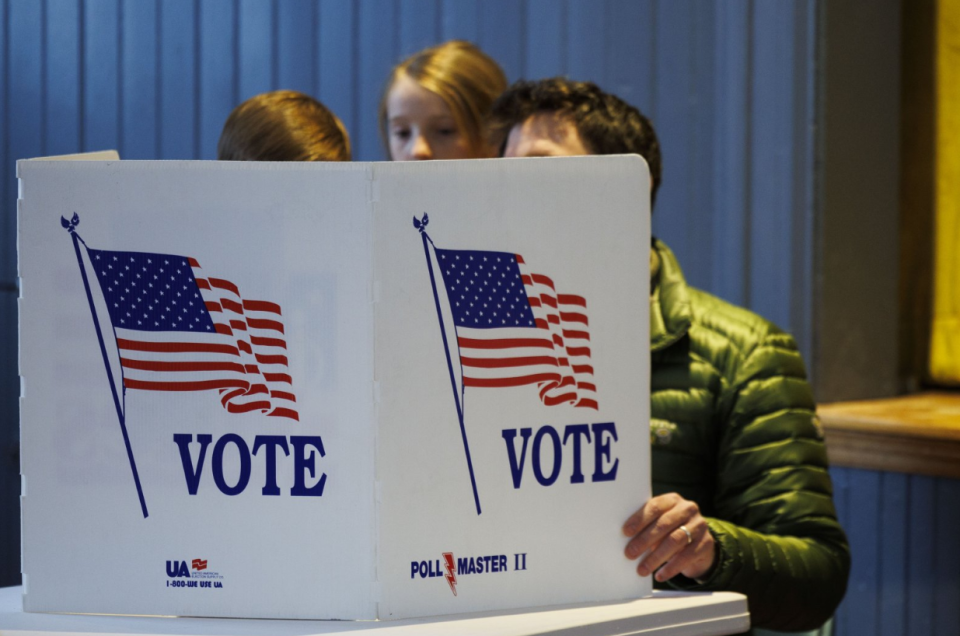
<box><xmin>0</xmin><ymin>586</ymin><xmax>749</xmax><ymax>636</ymax></box>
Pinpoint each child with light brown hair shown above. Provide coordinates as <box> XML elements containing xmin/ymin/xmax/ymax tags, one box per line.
<box><xmin>218</xmin><ymin>90</ymin><xmax>351</xmax><ymax>162</ymax></box>
<box><xmin>380</xmin><ymin>40</ymin><xmax>507</xmax><ymax>161</ymax></box>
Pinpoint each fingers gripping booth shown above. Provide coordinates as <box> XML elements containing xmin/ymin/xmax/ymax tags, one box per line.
<box><xmin>17</xmin><ymin>157</ymin><xmax>651</xmax><ymax>620</ymax></box>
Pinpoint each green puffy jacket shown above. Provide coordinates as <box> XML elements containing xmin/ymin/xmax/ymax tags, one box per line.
<box><xmin>649</xmin><ymin>239</ymin><xmax>850</xmax><ymax>633</ymax></box>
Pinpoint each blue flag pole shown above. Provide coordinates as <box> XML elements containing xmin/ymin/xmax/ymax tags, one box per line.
<box><xmin>63</xmin><ymin>214</ymin><xmax>149</xmax><ymax>519</ymax></box>
<box><xmin>415</xmin><ymin>214</ymin><xmax>481</xmax><ymax>515</ymax></box>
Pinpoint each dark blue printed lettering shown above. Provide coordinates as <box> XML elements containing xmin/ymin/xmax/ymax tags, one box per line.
<box><xmin>591</xmin><ymin>422</ymin><xmax>619</xmax><ymax>482</ymax></box>
<box><xmin>174</xmin><ymin>434</ymin><xmax>212</xmax><ymax>495</ymax></box>
<box><xmin>502</xmin><ymin>428</ymin><xmax>532</xmax><ymax>488</ymax></box>
<box><xmin>212</xmin><ymin>434</ymin><xmax>252</xmax><ymax>495</ymax></box>
<box><xmin>252</xmin><ymin>435</ymin><xmax>290</xmax><ymax>496</ymax></box>
<box><xmin>563</xmin><ymin>424</ymin><xmax>591</xmax><ymax>484</ymax></box>
<box><xmin>532</xmin><ymin>426</ymin><xmax>562</xmax><ymax>486</ymax></box>
<box><xmin>291</xmin><ymin>436</ymin><xmax>327</xmax><ymax>496</ymax></box>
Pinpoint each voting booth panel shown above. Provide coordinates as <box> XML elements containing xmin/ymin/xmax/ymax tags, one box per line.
<box><xmin>17</xmin><ymin>157</ymin><xmax>651</xmax><ymax>620</ymax></box>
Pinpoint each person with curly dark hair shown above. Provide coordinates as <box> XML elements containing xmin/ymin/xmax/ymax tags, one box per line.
<box><xmin>491</xmin><ymin>78</ymin><xmax>849</xmax><ymax>634</ymax></box>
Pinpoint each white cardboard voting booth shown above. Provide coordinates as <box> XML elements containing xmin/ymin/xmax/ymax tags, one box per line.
<box><xmin>17</xmin><ymin>157</ymin><xmax>652</xmax><ymax>620</ymax></box>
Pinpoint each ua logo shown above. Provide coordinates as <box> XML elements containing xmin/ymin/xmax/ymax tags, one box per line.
<box><xmin>166</xmin><ymin>560</ymin><xmax>190</xmax><ymax>578</ymax></box>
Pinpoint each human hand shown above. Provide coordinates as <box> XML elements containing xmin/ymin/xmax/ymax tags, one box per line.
<box><xmin>622</xmin><ymin>493</ymin><xmax>716</xmax><ymax>582</ymax></box>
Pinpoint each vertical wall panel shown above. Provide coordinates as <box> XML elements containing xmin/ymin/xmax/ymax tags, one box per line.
<box><xmin>567</xmin><ymin>1</ymin><xmax>605</xmax><ymax>85</ymax></box>
<box><xmin>844</xmin><ymin>469</ymin><xmax>881</xmax><ymax>636</ymax></box>
<box><xmin>441</xmin><ymin>0</ymin><xmax>478</xmax><ymax>43</ymax></box>
<box><xmin>524</xmin><ymin>0</ymin><xmax>565</xmax><ymax>79</ymax></box>
<box><xmin>277</xmin><ymin>0</ymin><xmax>314</xmax><ymax>94</ymax></box>
<box><xmin>478</xmin><ymin>0</ymin><xmax>523</xmax><ymax>82</ymax></box>
<box><xmin>82</xmin><ymin>0</ymin><xmax>120</xmax><ymax>153</ymax></box>
<box><xmin>45</xmin><ymin>0</ymin><xmax>81</xmax><ymax>157</ymax></box>
<box><xmin>829</xmin><ymin>467</ymin><xmax>850</xmax><ymax>636</ymax></box>
<box><xmin>356</xmin><ymin>0</ymin><xmax>397</xmax><ymax>161</ymax></box>
<box><xmin>878</xmin><ymin>472</ymin><xmax>908</xmax><ymax>636</ymax></box>
<box><xmin>604</xmin><ymin>0</ymin><xmax>655</xmax><ymax>116</ymax></box>
<box><xmin>399</xmin><ymin>0</ymin><xmax>440</xmax><ymax>59</ymax></box>
<box><xmin>120</xmin><ymin>0</ymin><xmax>158</xmax><ymax>159</ymax></box>
<box><xmin>906</xmin><ymin>475</ymin><xmax>935</xmax><ymax>636</ymax></box>
<box><xmin>198</xmin><ymin>0</ymin><xmax>237</xmax><ymax>160</ymax></box>
<box><xmin>711</xmin><ymin>0</ymin><xmax>750</xmax><ymax>307</ymax></box>
<box><xmin>5</xmin><ymin>0</ymin><xmax>42</xmax><ymax>285</ymax></box>
<box><xmin>317</xmin><ymin>0</ymin><xmax>355</xmax><ymax>141</ymax></box>
<box><xmin>0</xmin><ymin>0</ymin><xmax>7</xmax><ymax>284</ymax></box>
<box><xmin>652</xmin><ymin>0</ymin><xmax>696</xmax><ymax>277</ymax></box>
<box><xmin>159</xmin><ymin>0</ymin><xmax>197</xmax><ymax>159</ymax></box>
<box><xmin>787</xmin><ymin>0</ymin><xmax>817</xmax><ymax>364</ymax></box>
<box><xmin>747</xmin><ymin>1</ymin><xmax>795</xmax><ymax>331</ymax></box>
<box><xmin>0</xmin><ymin>291</ymin><xmax>19</xmax><ymax>587</ymax></box>
<box><xmin>934</xmin><ymin>479</ymin><xmax>960</xmax><ymax>634</ymax></box>
<box><xmin>238</xmin><ymin>0</ymin><xmax>274</xmax><ymax>101</ymax></box>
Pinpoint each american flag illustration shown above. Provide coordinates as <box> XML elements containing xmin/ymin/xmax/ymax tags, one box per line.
<box><xmin>87</xmin><ymin>248</ymin><xmax>298</xmax><ymax>421</ymax></box>
<box><xmin>434</xmin><ymin>247</ymin><xmax>597</xmax><ymax>410</ymax></box>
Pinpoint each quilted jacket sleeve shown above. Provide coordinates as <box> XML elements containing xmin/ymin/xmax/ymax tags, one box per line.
<box><xmin>670</xmin><ymin>328</ymin><xmax>850</xmax><ymax>632</ymax></box>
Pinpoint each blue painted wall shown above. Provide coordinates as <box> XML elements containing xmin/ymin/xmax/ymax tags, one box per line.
<box><xmin>831</xmin><ymin>467</ymin><xmax>960</xmax><ymax>636</ymax></box>
<box><xmin>0</xmin><ymin>0</ymin><xmax>821</xmax><ymax>590</ymax></box>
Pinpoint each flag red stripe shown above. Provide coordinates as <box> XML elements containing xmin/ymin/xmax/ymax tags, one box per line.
<box><xmin>542</xmin><ymin>392</ymin><xmax>578</xmax><ymax>406</ymax></box>
<box><xmin>541</xmin><ymin>295</ymin><xmax>557</xmax><ymax>308</ymax></box>
<box><xmin>461</xmin><ymin>355</ymin><xmax>558</xmax><ymax>369</ymax></box>
<box><xmin>250</xmin><ymin>335</ymin><xmax>287</xmax><ymax>349</ymax></box>
<box><xmin>238</xmin><ymin>340</ymin><xmax>252</xmax><ymax>354</ymax></box>
<box><xmin>264</xmin><ymin>372</ymin><xmax>292</xmax><ymax>384</ymax></box>
<box><xmin>464</xmin><ymin>373</ymin><xmax>560</xmax><ymax>388</ymax></box>
<box><xmin>531</xmin><ymin>274</ymin><xmax>555</xmax><ymax>289</ymax></box>
<box><xmin>567</xmin><ymin>347</ymin><xmax>591</xmax><ymax>357</ymax></box>
<box><xmin>271</xmin><ymin>391</ymin><xmax>296</xmax><ymax>402</ymax></box>
<box><xmin>572</xmin><ymin>364</ymin><xmax>594</xmax><ymax>374</ymax></box>
<box><xmin>528</xmin><ymin>297</ymin><xmax>542</xmax><ymax>308</ymax></box>
<box><xmin>255</xmin><ymin>354</ymin><xmax>288</xmax><ymax>365</ymax></box>
<box><xmin>560</xmin><ymin>311</ymin><xmax>588</xmax><ymax>325</ymax></box>
<box><xmin>125</xmin><ymin>379</ymin><xmax>247</xmax><ymax>391</ymax></box>
<box><xmin>576</xmin><ymin>398</ymin><xmax>599</xmax><ymax>409</ymax></box>
<box><xmin>557</xmin><ymin>294</ymin><xmax>586</xmax><ymax>307</ymax></box>
<box><xmin>196</xmin><ymin>278</ymin><xmax>211</xmax><ymax>290</ymax></box>
<box><xmin>457</xmin><ymin>336</ymin><xmax>553</xmax><ymax>349</ymax></box>
<box><xmin>535</xmin><ymin>318</ymin><xmax>548</xmax><ymax>329</ymax></box>
<box><xmin>221</xmin><ymin>298</ymin><xmax>243</xmax><ymax>314</ymax></box>
<box><xmin>563</xmin><ymin>329</ymin><xmax>590</xmax><ymax>340</ymax></box>
<box><xmin>269</xmin><ymin>408</ymin><xmax>300</xmax><ymax>421</ymax></box>
<box><xmin>243</xmin><ymin>300</ymin><xmax>282</xmax><ymax>314</ymax></box>
<box><xmin>209</xmin><ymin>278</ymin><xmax>240</xmax><ymax>295</ymax></box>
<box><xmin>229</xmin><ymin>319</ymin><xmax>247</xmax><ymax>331</ymax></box>
<box><xmin>205</xmin><ymin>301</ymin><xmax>222</xmax><ymax>312</ymax></box>
<box><xmin>515</xmin><ymin>255</ymin><xmax>525</xmax><ymax>264</ymax></box>
<box><xmin>248</xmin><ymin>317</ymin><xmax>284</xmax><ymax>333</ymax></box>
<box><xmin>547</xmin><ymin>315</ymin><xmax>560</xmax><ymax>324</ymax></box>
<box><xmin>187</xmin><ymin>257</ymin><xmax>200</xmax><ymax>267</ymax></box>
<box><xmin>579</xmin><ymin>382</ymin><xmax>597</xmax><ymax>392</ymax></box>
<box><xmin>120</xmin><ymin>358</ymin><xmax>246</xmax><ymax>374</ymax></box>
<box><xmin>226</xmin><ymin>401</ymin><xmax>272</xmax><ymax>414</ymax></box>
<box><xmin>116</xmin><ymin>338</ymin><xmax>238</xmax><ymax>356</ymax></box>
<box><xmin>215</xmin><ymin>323</ymin><xmax>232</xmax><ymax>335</ymax></box>
<box><xmin>521</xmin><ymin>274</ymin><xmax>532</xmax><ymax>285</ymax></box>
<box><xmin>244</xmin><ymin>364</ymin><xmax>259</xmax><ymax>374</ymax></box>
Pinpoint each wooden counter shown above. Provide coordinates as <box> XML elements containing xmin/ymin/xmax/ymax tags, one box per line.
<box><xmin>819</xmin><ymin>392</ymin><xmax>960</xmax><ymax>479</ymax></box>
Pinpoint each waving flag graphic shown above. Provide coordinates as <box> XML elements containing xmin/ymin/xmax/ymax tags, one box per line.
<box><xmin>433</xmin><ymin>248</ymin><xmax>597</xmax><ymax>410</ymax></box>
<box><xmin>414</xmin><ymin>214</ymin><xmax>598</xmax><ymax>515</ymax></box>
<box><xmin>62</xmin><ymin>213</ymin><xmax>296</xmax><ymax>519</ymax></box>
<box><xmin>86</xmin><ymin>247</ymin><xmax>298</xmax><ymax>421</ymax></box>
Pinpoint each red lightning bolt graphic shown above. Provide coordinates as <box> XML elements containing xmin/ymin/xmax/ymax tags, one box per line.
<box><xmin>442</xmin><ymin>552</ymin><xmax>457</xmax><ymax>596</ymax></box>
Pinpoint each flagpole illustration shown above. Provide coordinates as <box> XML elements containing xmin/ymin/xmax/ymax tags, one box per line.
<box><xmin>63</xmin><ymin>213</ymin><xmax>149</xmax><ymax>519</ymax></box>
<box><xmin>414</xmin><ymin>214</ymin><xmax>482</xmax><ymax>515</ymax></box>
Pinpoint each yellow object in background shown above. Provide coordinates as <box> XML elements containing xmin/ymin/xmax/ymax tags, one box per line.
<box><xmin>930</xmin><ymin>0</ymin><xmax>960</xmax><ymax>384</ymax></box>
